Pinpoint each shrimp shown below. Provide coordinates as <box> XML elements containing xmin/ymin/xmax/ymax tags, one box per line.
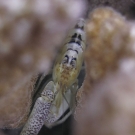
<box><xmin>20</xmin><ymin>18</ymin><xmax>86</xmax><ymax>135</ymax></box>
<box><xmin>53</xmin><ymin>18</ymin><xmax>86</xmax><ymax>109</ymax></box>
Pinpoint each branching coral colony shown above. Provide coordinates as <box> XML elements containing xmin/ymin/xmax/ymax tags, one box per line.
<box><xmin>20</xmin><ymin>18</ymin><xmax>86</xmax><ymax>135</ymax></box>
<box><xmin>1</xmin><ymin>3</ymin><xmax>135</xmax><ymax>135</ymax></box>
<box><xmin>74</xmin><ymin>7</ymin><xmax>135</xmax><ymax>135</ymax></box>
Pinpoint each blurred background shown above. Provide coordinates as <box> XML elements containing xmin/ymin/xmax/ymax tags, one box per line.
<box><xmin>0</xmin><ymin>0</ymin><xmax>135</xmax><ymax>135</ymax></box>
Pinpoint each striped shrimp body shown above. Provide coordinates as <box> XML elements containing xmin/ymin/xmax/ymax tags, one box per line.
<box><xmin>53</xmin><ymin>18</ymin><xmax>86</xmax><ymax>110</ymax></box>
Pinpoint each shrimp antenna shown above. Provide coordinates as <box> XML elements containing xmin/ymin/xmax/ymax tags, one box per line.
<box><xmin>62</xmin><ymin>93</ymin><xmax>70</xmax><ymax>109</ymax></box>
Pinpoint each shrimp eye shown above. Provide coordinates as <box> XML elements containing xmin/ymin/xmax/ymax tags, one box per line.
<box><xmin>70</xmin><ymin>58</ymin><xmax>77</xmax><ymax>67</ymax></box>
<box><xmin>62</xmin><ymin>55</ymin><xmax>69</xmax><ymax>64</ymax></box>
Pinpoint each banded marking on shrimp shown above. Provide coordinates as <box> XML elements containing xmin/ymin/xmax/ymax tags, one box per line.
<box><xmin>53</xmin><ymin>18</ymin><xmax>86</xmax><ymax>110</ymax></box>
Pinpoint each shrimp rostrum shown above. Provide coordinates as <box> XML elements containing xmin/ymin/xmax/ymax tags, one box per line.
<box><xmin>20</xmin><ymin>18</ymin><xmax>86</xmax><ymax>135</ymax></box>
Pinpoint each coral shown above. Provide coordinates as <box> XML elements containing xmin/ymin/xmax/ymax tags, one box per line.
<box><xmin>75</xmin><ymin>7</ymin><xmax>135</xmax><ymax>135</ymax></box>
<box><xmin>86</xmin><ymin>0</ymin><xmax>135</xmax><ymax>19</ymax></box>
<box><xmin>0</xmin><ymin>0</ymin><xmax>86</xmax><ymax>128</ymax></box>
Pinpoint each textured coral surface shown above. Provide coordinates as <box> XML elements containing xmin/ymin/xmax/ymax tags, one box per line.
<box><xmin>75</xmin><ymin>7</ymin><xmax>135</xmax><ymax>135</ymax></box>
<box><xmin>86</xmin><ymin>0</ymin><xmax>135</xmax><ymax>19</ymax></box>
<box><xmin>1</xmin><ymin>0</ymin><xmax>135</xmax><ymax>135</ymax></box>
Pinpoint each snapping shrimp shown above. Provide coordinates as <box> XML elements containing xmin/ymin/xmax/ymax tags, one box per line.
<box><xmin>20</xmin><ymin>18</ymin><xmax>86</xmax><ymax>135</ymax></box>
